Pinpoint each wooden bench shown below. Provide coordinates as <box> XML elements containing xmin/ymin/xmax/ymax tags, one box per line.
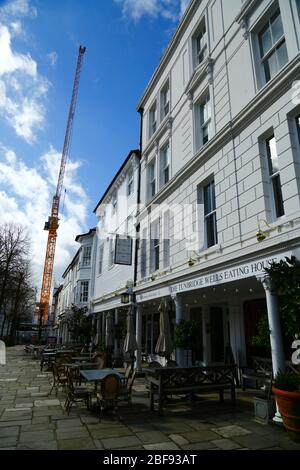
<box><xmin>240</xmin><ymin>356</ymin><xmax>300</xmax><ymax>391</ymax></box>
<box><xmin>146</xmin><ymin>365</ymin><xmax>236</xmax><ymax>415</ymax></box>
<box><xmin>240</xmin><ymin>357</ymin><xmax>272</xmax><ymax>391</ymax></box>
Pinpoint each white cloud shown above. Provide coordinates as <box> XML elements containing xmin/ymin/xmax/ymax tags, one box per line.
<box><xmin>0</xmin><ymin>144</ymin><xmax>89</xmax><ymax>288</ymax></box>
<box><xmin>0</xmin><ymin>3</ymin><xmax>48</xmax><ymax>143</ymax></box>
<box><xmin>0</xmin><ymin>0</ymin><xmax>37</xmax><ymax>19</ymax></box>
<box><xmin>114</xmin><ymin>0</ymin><xmax>190</xmax><ymax>22</ymax></box>
<box><xmin>47</xmin><ymin>51</ymin><xmax>57</xmax><ymax>68</ymax></box>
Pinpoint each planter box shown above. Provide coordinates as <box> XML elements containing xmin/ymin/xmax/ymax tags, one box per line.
<box><xmin>254</xmin><ymin>394</ymin><xmax>276</xmax><ymax>422</ymax></box>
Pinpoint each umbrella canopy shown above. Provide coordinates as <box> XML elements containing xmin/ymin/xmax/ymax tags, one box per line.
<box><xmin>123</xmin><ymin>308</ymin><xmax>137</xmax><ymax>354</ymax></box>
<box><xmin>105</xmin><ymin>312</ymin><xmax>114</xmax><ymax>348</ymax></box>
<box><xmin>93</xmin><ymin>332</ymin><xmax>99</xmax><ymax>347</ymax></box>
<box><xmin>155</xmin><ymin>298</ymin><xmax>173</xmax><ymax>358</ymax></box>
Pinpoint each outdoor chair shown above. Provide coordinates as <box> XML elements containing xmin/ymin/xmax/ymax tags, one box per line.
<box><xmin>119</xmin><ymin>369</ymin><xmax>136</xmax><ymax>405</ymax></box>
<box><xmin>96</xmin><ymin>374</ymin><xmax>120</xmax><ymax>422</ymax></box>
<box><xmin>65</xmin><ymin>369</ymin><xmax>93</xmax><ymax>415</ymax></box>
<box><xmin>92</xmin><ymin>353</ymin><xmax>105</xmax><ymax>369</ymax></box>
<box><xmin>145</xmin><ymin>362</ymin><xmax>162</xmax><ymax>394</ymax></box>
<box><xmin>49</xmin><ymin>363</ymin><xmax>68</xmax><ymax>396</ymax></box>
<box><xmin>123</xmin><ymin>361</ymin><xmax>134</xmax><ymax>380</ymax></box>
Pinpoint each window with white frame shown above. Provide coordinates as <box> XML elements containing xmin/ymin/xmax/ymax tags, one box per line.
<box><xmin>82</xmin><ymin>246</ymin><xmax>91</xmax><ymax>267</ymax></box>
<box><xmin>127</xmin><ymin>168</ymin><xmax>134</xmax><ymax>196</ymax></box>
<box><xmin>194</xmin><ymin>19</ymin><xmax>207</xmax><ymax>67</ymax></box>
<box><xmin>266</xmin><ymin>136</ymin><xmax>285</xmax><ymax>218</ymax></box>
<box><xmin>258</xmin><ymin>9</ymin><xmax>288</xmax><ymax>84</ymax></box>
<box><xmin>196</xmin><ymin>93</ymin><xmax>211</xmax><ymax>149</ymax></box>
<box><xmin>160</xmin><ymin>142</ymin><xmax>170</xmax><ymax>188</ymax></box>
<box><xmin>109</xmin><ymin>238</ymin><xmax>115</xmax><ymax>266</ymax></box>
<box><xmin>111</xmin><ymin>190</ymin><xmax>117</xmax><ymax>213</ymax></box>
<box><xmin>140</xmin><ymin>228</ymin><xmax>147</xmax><ymax>278</ymax></box>
<box><xmin>98</xmin><ymin>243</ymin><xmax>104</xmax><ymax>275</ymax></box>
<box><xmin>150</xmin><ymin>219</ymin><xmax>160</xmax><ymax>272</ymax></box>
<box><xmin>147</xmin><ymin>159</ymin><xmax>156</xmax><ymax>199</ymax></box>
<box><xmin>160</xmin><ymin>80</ymin><xmax>170</xmax><ymax>120</ymax></box>
<box><xmin>203</xmin><ymin>180</ymin><xmax>218</xmax><ymax>248</ymax></box>
<box><xmin>149</xmin><ymin>101</ymin><xmax>157</xmax><ymax>138</ymax></box>
<box><xmin>79</xmin><ymin>281</ymin><xmax>89</xmax><ymax>303</ymax></box>
<box><xmin>163</xmin><ymin>210</ymin><xmax>170</xmax><ymax>268</ymax></box>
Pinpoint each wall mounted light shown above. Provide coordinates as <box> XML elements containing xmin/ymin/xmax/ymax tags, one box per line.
<box><xmin>188</xmin><ymin>257</ymin><xmax>196</xmax><ymax>267</ymax></box>
<box><xmin>121</xmin><ymin>288</ymin><xmax>133</xmax><ymax>304</ymax></box>
<box><xmin>256</xmin><ymin>219</ymin><xmax>271</xmax><ymax>242</ymax></box>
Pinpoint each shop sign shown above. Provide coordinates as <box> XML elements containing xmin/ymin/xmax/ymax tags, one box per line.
<box><xmin>136</xmin><ymin>251</ymin><xmax>292</xmax><ymax>302</ymax></box>
<box><xmin>114</xmin><ymin>235</ymin><xmax>133</xmax><ymax>265</ymax></box>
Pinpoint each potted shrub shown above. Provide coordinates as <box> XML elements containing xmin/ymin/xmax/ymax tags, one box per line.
<box><xmin>273</xmin><ymin>371</ymin><xmax>300</xmax><ymax>443</ymax></box>
<box><xmin>174</xmin><ymin>319</ymin><xmax>199</xmax><ymax>366</ymax></box>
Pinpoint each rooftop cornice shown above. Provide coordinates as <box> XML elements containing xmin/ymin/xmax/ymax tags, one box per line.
<box><xmin>136</xmin><ymin>0</ymin><xmax>200</xmax><ymax>110</ymax></box>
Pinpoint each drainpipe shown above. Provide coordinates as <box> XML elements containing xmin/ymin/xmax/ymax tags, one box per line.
<box><xmin>134</xmin><ymin>107</ymin><xmax>143</xmax><ymax>370</ymax></box>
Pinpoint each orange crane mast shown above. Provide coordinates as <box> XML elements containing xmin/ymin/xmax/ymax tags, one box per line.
<box><xmin>38</xmin><ymin>46</ymin><xmax>86</xmax><ymax>324</ymax></box>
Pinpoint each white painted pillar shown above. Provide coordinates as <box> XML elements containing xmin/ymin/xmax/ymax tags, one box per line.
<box><xmin>173</xmin><ymin>294</ymin><xmax>184</xmax><ymax>367</ymax></box>
<box><xmin>135</xmin><ymin>305</ymin><xmax>142</xmax><ymax>371</ymax></box>
<box><xmin>259</xmin><ymin>275</ymin><xmax>286</xmax><ymax>423</ymax></box>
<box><xmin>114</xmin><ymin>309</ymin><xmax>119</xmax><ymax>358</ymax></box>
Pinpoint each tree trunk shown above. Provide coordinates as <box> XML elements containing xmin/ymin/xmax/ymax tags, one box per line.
<box><xmin>1</xmin><ymin>310</ymin><xmax>7</xmax><ymax>338</ymax></box>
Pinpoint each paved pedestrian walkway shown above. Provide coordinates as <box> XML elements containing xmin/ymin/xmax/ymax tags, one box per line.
<box><xmin>0</xmin><ymin>346</ymin><xmax>299</xmax><ymax>450</ymax></box>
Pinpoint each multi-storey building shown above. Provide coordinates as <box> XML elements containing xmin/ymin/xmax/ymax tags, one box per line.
<box><xmin>134</xmin><ymin>0</ymin><xmax>300</xmax><ymax>374</ymax></box>
<box><xmin>56</xmin><ymin>228</ymin><xmax>97</xmax><ymax>343</ymax></box>
<box><xmin>91</xmin><ymin>150</ymin><xmax>140</xmax><ymax>354</ymax></box>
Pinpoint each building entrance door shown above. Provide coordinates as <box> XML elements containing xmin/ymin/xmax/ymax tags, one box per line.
<box><xmin>210</xmin><ymin>306</ymin><xmax>230</xmax><ymax>364</ymax></box>
<box><xmin>189</xmin><ymin>307</ymin><xmax>203</xmax><ymax>363</ymax></box>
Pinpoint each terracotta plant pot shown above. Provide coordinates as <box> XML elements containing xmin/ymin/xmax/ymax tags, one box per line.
<box><xmin>272</xmin><ymin>386</ymin><xmax>300</xmax><ymax>443</ymax></box>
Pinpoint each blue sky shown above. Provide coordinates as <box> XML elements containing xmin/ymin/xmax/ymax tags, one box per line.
<box><xmin>0</xmin><ymin>0</ymin><xmax>189</xmax><ymax>286</ymax></box>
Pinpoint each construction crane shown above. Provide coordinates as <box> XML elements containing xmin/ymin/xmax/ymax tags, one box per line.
<box><xmin>38</xmin><ymin>45</ymin><xmax>86</xmax><ymax>329</ymax></box>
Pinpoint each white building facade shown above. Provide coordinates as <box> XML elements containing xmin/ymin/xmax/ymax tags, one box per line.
<box><xmin>91</xmin><ymin>150</ymin><xmax>140</xmax><ymax>355</ymax></box>
<box><xmin>134</xmin><ymin>0</ymin><xmax>300</xmax><ymax>371</ymax></box>
<box><xmin>56</xmin><ymin>228</ymin><xmax>97</xmax><ymax>343</ymax></box>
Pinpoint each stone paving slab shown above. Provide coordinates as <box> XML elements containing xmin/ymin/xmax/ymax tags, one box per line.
<box><xmin>58</xmin><ymin>437</ymin><xmax>96</xmax><ymax>450</ymax></box>
<box><xmin>90</xmin><ymin>426</ymin><xmax>134</xmax><ymax>440</ymax></box>
<box><xmin>102</xmin><ymin>435</ymin><xmax>142</xmax><ymax>449</ymax></box>
<box><xmin>211</xmin><ymin>438</ymin><xmax>242</xmax><ymax>450</ymax></box>
<box><xmin>211</xmin><ymin>425</ymin><xmax>252</xmax><ymax>438</ymax></box>
<box><xmin>136</xmin><ymin>430</ymin><xmax>170</xmax><ymax>444</ymax></box>
<box><xmin>143</xmin><ymin>441</ymin><xmax>180</xmax><ymax>450</ymax></box>
<box><xmin>232</xmin><ymin>434</ymin><xmax>281</xmax><ymax>450</ymax></box>
<box><xmin>180</xmin><ymin>430</ymin><xmax>220</xmax><ymax>443</ymax></box>
<box><xmin>19</xmin><ymin>430</ymin><xmax>55</xmax><ymax>442</ymax></box>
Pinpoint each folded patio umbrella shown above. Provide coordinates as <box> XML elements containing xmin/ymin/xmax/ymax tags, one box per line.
<box><xmin>123</xmin><ymin>307</ymin><xmax>137</xmax><ymax>354</ymax></box>
<box><xmin>155</xmin><ymin>297</ymin><xmax>173</xmax><ymax>358</ymax></box>
<box><xmin>105</xmin><ymin>312</ymin><xmax>114</xmax><ymax>348</ymax></box>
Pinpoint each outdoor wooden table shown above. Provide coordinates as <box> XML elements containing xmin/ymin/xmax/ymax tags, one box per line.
<box><xmin>80</xmin><ymin>368</ymin><xmax>124</xmax><ymax>392</ymax></box>
<box><xmin>64</xmin><ymin>363</ymin><xmax>96</xmax><ymax>369</ymax></box>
